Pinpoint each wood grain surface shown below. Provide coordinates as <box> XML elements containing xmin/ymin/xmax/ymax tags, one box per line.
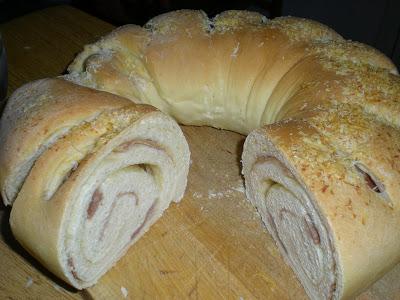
<box><xmin>0</xmin><ymin>5</ymin><xmax>399</xmax><ymax>300</ymax></box>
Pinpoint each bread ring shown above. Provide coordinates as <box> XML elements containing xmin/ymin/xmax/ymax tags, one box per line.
<box><xmin>66</xmin><ymin>10</ymin><xmax>400</xmax><ymax>299</ymax></box>
<box><xmin>2</xmin><ymin>9</ymin><xmax>400</xmax><ymax>298</ymax></box>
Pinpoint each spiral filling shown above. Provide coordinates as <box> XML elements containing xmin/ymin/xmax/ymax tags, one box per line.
<box><xmin>52</xmin><ymin>113</ymin><xmax>189</xmax><ymax>288</ymax></box>
<box><xmin>62</xmin><ymin>140</ymin><xmax>169</xmax><ymax>285</ymax></box>
<box><xmin>246</xmin><ymin>156</ymin><xmax>338</xmax><ymax>300</ymax></box>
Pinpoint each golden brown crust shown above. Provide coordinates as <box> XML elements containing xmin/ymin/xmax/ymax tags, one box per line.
<box><xmin>0</xmin><ymin>78</ymin><xmax>149</xmax><ymax>204</ymax></box>
<box><xmin>67</xmin><ymin>10</ymin><xmax>397</xmax><ymax>134</ymax></box>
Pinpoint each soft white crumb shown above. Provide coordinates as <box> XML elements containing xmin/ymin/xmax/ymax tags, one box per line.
<box><xmin>121</xmin><ymin>286</ymin><xmax>128</xmax><ymax>298</ymax></box>
<box><xmin>25</xmin><ymin>277</ymin><xmax>33</xmax><ymax>288</ymax></box>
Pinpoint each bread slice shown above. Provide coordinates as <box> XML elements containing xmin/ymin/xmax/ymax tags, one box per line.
<box><xmin>0</xmin><ymin>78</ymin><xmax>190</xmax><ymax>288</ymax></box>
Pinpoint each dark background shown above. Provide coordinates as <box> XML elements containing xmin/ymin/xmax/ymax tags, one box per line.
<box><xmin>1</xmin><ymin>0</ymin><xmax>399</xmax><ymax>68</ymax></box>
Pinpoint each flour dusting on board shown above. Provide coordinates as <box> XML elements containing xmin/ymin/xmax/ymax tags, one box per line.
<box><xmin>193</xmin><ymin>192</ymin><xmax>202</xmax><ymax>199</ymax></box>
<box><xmin>192</xmin><ymin>180</ymin><xmax>245</xmax><ymax>200</ymax></box>
<box><xmin>207</xmin><ymin>180</ymin><xmax>245</xmax><ymax>199</ymax></box>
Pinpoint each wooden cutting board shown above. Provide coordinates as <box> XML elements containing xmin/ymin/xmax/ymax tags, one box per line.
<box><xmin>1</xmin><ymin>6</ymin><xmax>400</xmax><ymax>299</ymax></box>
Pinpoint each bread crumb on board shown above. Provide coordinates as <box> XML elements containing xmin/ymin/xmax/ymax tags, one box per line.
<box><xmin>121</xmin><ymin>286</ymin><xmax>129</xmax><ymax>298</ymax></box>
<box><xmin>25</xmin><ymin>277</ymin><xmax>33</xmax><ymax>288</ymax></box>
<box><xmin>193</xmin><ymin>191</ymin><xmax>203</xmax><ymax>199</ymax></box>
